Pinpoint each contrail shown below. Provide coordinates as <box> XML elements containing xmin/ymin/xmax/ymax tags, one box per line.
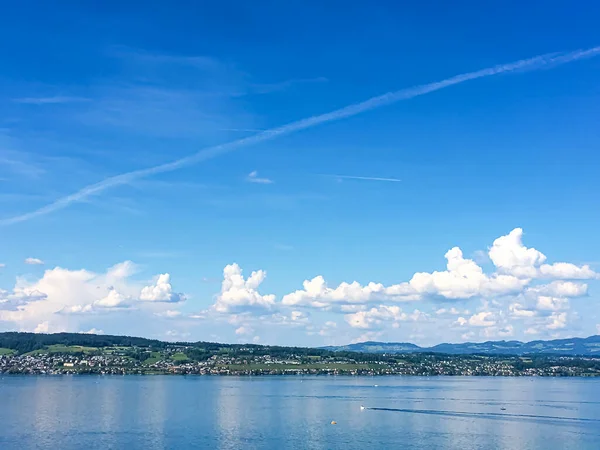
<box><xmin>2</xmin><ymin>46</ymin><xmax>599</xmax><ymax>226</ymax></box>
<box><xmin>325</xmin><ymin>175</ymin><xmax>402</xmax><ymax>182</ymax></box>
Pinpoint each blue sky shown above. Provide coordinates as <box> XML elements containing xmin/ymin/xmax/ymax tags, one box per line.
<box><xmin>1</xmin><ymin>2</ymin><xmax>599</xmax><ymax>345</ymax></box>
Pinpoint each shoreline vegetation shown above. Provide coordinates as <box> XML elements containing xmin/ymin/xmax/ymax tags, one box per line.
<box><xmin>1</xmin><ymin>332</ymin><xmax>599</xmax><ymax>377</ymax></box>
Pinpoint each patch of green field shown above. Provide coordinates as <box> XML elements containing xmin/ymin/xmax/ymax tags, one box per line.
<box><xmin>170</xmin><ymin>352</ymin><xmax>189</xmax><ymax>362</ymax></box>
<box><xmin>143</xmin><ymin>356</ymin><xmax>161</xmax><ymax>365</ymax></box>
<box><xmin>47</xmin><ymin>344</ymin><xmax>98</xmax><ymax>354</ymax></box>
<box><xmin>0</xmin><ymin>348</ymin><xmax>15</xmax><ymax>355</ymax></box>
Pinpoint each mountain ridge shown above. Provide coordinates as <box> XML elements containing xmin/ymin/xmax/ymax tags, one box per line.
<box><xmin>322</xmin><ymin>335</ymin><xmax>600</xmax><ymax>356</ymax></box>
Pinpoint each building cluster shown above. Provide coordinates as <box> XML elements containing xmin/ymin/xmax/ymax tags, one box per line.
<box><xmin>1</xmin><ymin>350</ymin><xmax>599</xmax><ymax>377</ymax></box>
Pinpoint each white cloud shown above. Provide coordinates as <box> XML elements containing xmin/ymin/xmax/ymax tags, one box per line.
<box><xmin>596</xmin><ymin>324</ymin><xmax>600</xmax><ymax>335</ymax></box>
<box><xmin>528</xmin><ymin>281</ymin><xmax>588</xmax><ymax>298</ymax></box>
<box><xmin>455</xmin><ymin>317</ymin><xmax>468</xmax><ymax>326</ymax></box>
<box><xmin>488</xmin><ymin>228</ymin><xmax>546</xmax><ymax>278</ymax></box>
<box><xmin>538</xmin><ymin>263</ymin><xmax>596</xmax><ymax>280</ymax></box>
<box><xmin>140</xmin><ymin>274</ymin><xmax>185</xmax><ymax>303</ymax></box>
<box><xmin>83</xmin><ymin>328</ymin><xmax>104</xmax><ymax>334</ymax></box>
<box><xmin>0</xmin><ymin>263</ymin><xmax>5</xmax><ymax>268</ymax></box>
<box><xmin>246</xmin><ymin>170</ymin><xmax>273</xmax><ymax>184</ymax></box>
<box><xmin>345</xmin><ymin>305</ymin><xmax>405</xmax><ymax>329</ymax></box>
<box><xmin>212</xmin><ymin>264</ymin><xmax>275</xmax><ymax>313</ymax></box>
<box><xmin>344</xmin><ymin>305</ymin><xmax>428</xmax><ymax>329</ymax></box>
<box><xmin>25</xmin><ymin>257</ymin><xmax>44</xmax><ymax>265</ymax></box>
<box><xmin>283</xmin><ymin>247</ymin><xmax>526</xmax><ymax>309</ymax></box>
<box><xmin>155</xmin><ymin>310</ymin><xmax>182</xmax><ymax>318</ymax></box>
<box><xmin>436</xmin><ymin>307</ymin><xmax>461</xmax><ymax>316</ymax></box>
<box><xmin>235</xmin><ymin>325</ymin><xmax>254</xmax><ymax>336</ymax></box>
<box><xmin>509</xmin><ymin>303</ymin><xmax>537</xmax><ymax>317</ymax></box>
<box><xmin>536</xmin><ymin>296</ymin><xmax>570</xmax><ymax>312</ymax></box>
<box><xmin>95</xmin><ymin>289</ymin><xmax>130</xmax><ymax>308</ymax></box>
<box><xmin>468</xmin><ymin>311</ymin><xmax>496</xmax><ymax>327</ymax></box>
<box><xmin>547</xmin><ymin>312</ymin><xmax>568</xmax><ymax>330</ymax></box>
<box><xmin>488</xmin><ymin>229</ymin><xmax>596</xmax><ymax>280</ymax></box>
<box><xmin>0</xmin><ymin>262</ymin><xmax>184</xmax><ymax>332</ymax></box>
<box><xmin>33</xmin><ymin>321</ymin><xmax>49</xmax><ymax>333</ymax></box>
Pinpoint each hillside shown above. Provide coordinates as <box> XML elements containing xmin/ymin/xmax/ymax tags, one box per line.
<box><xmin>323</xmin><ymin>335</ymin><xmax>600</xmax><ymax>356</ymax></box>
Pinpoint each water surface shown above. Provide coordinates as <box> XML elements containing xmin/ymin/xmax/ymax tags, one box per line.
<box><xmin>1</xmin><ymin>376</ymin><xmax>599</xmax><ymax>449</ymax></box>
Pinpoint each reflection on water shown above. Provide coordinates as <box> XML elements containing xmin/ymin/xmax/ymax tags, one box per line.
<box><xmin>1</xmin><ymin>376</ymin><xmax>599</xmax><ymax>450</ymax></box>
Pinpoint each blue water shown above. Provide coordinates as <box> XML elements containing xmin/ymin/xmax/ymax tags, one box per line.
<box><xmin>1</xmin><ymin>376</ymin><xmax>599</xmax><ymax>449</ymax></box>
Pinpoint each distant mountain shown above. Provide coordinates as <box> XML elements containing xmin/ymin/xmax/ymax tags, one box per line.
<box><xmin>323</xmin><ymin>335</ymin><xmax>600</xmax><ymax>356</ymax></box>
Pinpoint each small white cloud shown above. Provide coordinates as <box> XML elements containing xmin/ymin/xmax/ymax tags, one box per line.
<box><xmin>25</xmin><ymin>257</ymin><xmax>44</xmax><ymax>265</ymax></box>
<box><xmin>536</xmin><ymin>296</ymin><xmax>570</xmax><ymax>312</ymax></box>
<box><xmin>155</xmin><ymin>310</ymin><xmax>182</xmax><ymax>318</ymax></box>
<box><xmin>345</xmin><ymin>305</ymin><xmax>406</xmax><ymax>329</ymax></box>
<box><xmin>95</xmin><ymin>289</ymin><xmax>130</xmax><ymax>308</ymax></box>
<box><xmin>468</xmin><ymin>311</ymin><xmax>496</xmax><ymax>327</ymax></box>
<box><xmin>509</xmin><ymin>303</ymin><xmax>537</xmax><ymax>317</ymax></box>
<box><xmin>140</xmin><ymin>274</ymin><xmax>185</xmax><ymax>303</ymax></box>
<box><xmin>34</xmin><ymin>321</ymin><xmax>49</xmax><ymax>333</ymax></box>
<box><xmin>528</xmin><ymin>281</ymin><xmax>588</xmax><ymax>298</ymax></box>
<box><xmin>0</xmin><ymin>263</ymin><xmax>5</xmax><ymax>269</ymax></box>
<box><xmin>83</xmin><ymin>328</ymin><xmax>104</xmax><ymax>334</ymax></box>
<box><xmin>525</xmin><ymin>327</ymin><xmax>539</xmax><ymax>335</ymax></box>
<box><xmin>546</xmin><ymin>312</ymin><xmax>568</xmax><ymax>330</ymax></box>
<box><xmin>246</xmin><ymin>170</ymin><xmax>273</xmax><ymax>184</ymax></box>
<box><xmin>454</xmin><ymin>317</ymin><xmax>468</xmax><ymax>326</ymax></box>
<box><xmin>538</xmin><ymin>262</ymin><xmax>596</xmax><ymax>280</ymax></box>
<box><xmin>235</xmin><ymin>325</ymin><xmax>254</xmax><ymax>336</ymax></box>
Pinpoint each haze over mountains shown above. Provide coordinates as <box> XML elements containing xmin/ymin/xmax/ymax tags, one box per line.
<box><xmin>323</xmin><ymin>335</ymin><xmax>600</xmax><ymax>356</ymax></box>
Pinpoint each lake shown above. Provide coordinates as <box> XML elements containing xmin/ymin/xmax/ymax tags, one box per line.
<box><xmin>0</xmin><ymin>376</ymin><xmax>599</xmax><ymax>449</ymax></box>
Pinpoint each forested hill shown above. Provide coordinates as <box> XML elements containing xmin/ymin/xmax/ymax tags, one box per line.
<box><xmin>323</xmin><ymin>335</ymin><xmax>600</xmax><ymax>356</ymax></box>
<box><xmin>0</xmin><ymin>332</ymin><xmax>372</xmax><ymax>360</ymax></box>
<box><xmin>2</xmin><ymin>332</ymin><xmax>600</xmax><ymax>357</ymax></box>
<box><xmin>0</xmin><ymin>332</ymin><xmax>173</xmax><ymax>354</ymax></box>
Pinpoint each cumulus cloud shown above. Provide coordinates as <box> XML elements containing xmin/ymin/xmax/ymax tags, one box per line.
<box><xmin>345</xmin><ymin>305</ymin><xmax>428</xmax><ymax>329</ymax></box>
<box><xmin>140</xmin><ymin>274</ymin><xmax>185</xmax><ymax>303</ymax></box>
<box><xmin>0</xmin><ymin>262</ymin><xmax>184</xmax><ymax>332</ymax></box>
<box><xmin>538</xmin><ymin>263</ymin><xmax>596</xmax><ymax>279</ymax></box>
<box><xmin>488</xmin><ymin>228</ymin><xmax>596</xmax><ymax>280</ymax></box>
<box><xmin>467</xmin><ymin>312</ymin><xmax>496</xmax><ymax>327</ymax></box>
<box><xmin>509</xmin><ymin>303</ymin><xmax>537</xmax><ymax>318</ymax></box>
<box><xmin>282</xmin><ymin>246</ymin><xmax>526</xmax><ymax>309</ymax></box>
<box><xmin>489</xmin><ymin>228</ymin><xmax>546</xmax><ymax>278</ymax></box>
<box><xmin>212</xmin><ymin>264</ymin><xmax>275</xmax><ymax>313</ymax></box>
<box><xmin>528</xmin><ymin>281</ymin><xmax>588</xmax><ymax>298</ymax></box>
<box><xmin>95</xmin><ymin>289</ymin><xmax>131</xmax><ymax>308</ymax></box>
<box><xmin>547</xmin><ymin>312</ymin><xmax>568</xmax><ymax>330</ymax></box>
<box><xmin>536</xmin><ymin>296</ymin><xmax>570</xmax><ymax>312</ymax></box>
<box><xmin>24</xmin><ymin>257</ymin><xmax>44</xmax><ymax>265</ymax></box>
